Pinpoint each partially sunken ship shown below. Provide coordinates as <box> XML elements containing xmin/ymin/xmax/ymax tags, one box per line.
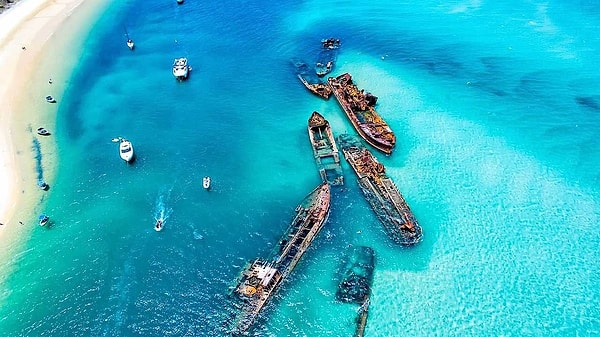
<box><xmin>337</xmin><ymin>246</ymin><xmax>376</xmax><ymax>337</ymax></box>
<box><xmin>338</xmin><ymin>134</ymin><xmax>422</xmax><ymax>245</ymax></box>
<box><xmin>328</xmin><ymin>73</ymin><xmax>396</xmax><ymax>155</ymax></box>
<box><xmin>297</xmin><ymin>74</ymin><xmax>332</xmax><ymax>99</ymax></box>
<box><xmin>307</xmin><ymin>111</ymin><xmax>343</xmax><ymax>186</ymax></box>
<box><xmin>229</xmin><ymin>183</ymin><xmax>331</xmax><ymax>334</ymax></box>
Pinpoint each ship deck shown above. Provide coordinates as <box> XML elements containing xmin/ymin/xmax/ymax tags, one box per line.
<box><xmin>308</xmin><ymin>112</ymin><xmax>344</xmax><ymax>186</ymax></box>
<box><xmin>328</xmin><ymin>73</ymin><xmax>396</xmax><ymax>154</ymax></box>
<box><xmin>338</xmin><ymin>135</ymin><xmax>422</xmax><ymax>245</ymax></box>
<box><xmin>297</xmin><ymin>74</ymin><xmax>332</xmax><ymax>99</ymax></box>
<box><xmin>230</xmin><ymin>183</ymin><xmax>331</xmax><ymax>334</ymax></box>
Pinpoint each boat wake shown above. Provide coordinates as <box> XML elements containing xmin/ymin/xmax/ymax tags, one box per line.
<box><xmin>154</xmin><ymin>192</ymin><xmax>174</xmax><ymax>230</ymax></box>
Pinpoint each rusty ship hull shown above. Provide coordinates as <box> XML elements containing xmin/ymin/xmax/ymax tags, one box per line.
<box><xmin>328</xmin><ymin>73</ymin><xmax>396</xmax><ymax>155</ymax></box>
<box><xmin>297</xmin><ymin>74</ymin><xmax>332</xmax><ymax>99</ymax></box>
<box><xmin>229</xmin><ymin>182</ymin><xmax>331</xmax><ymax>334</ymax></box>
<box><xmin>308</xmin><ymin>111</ymin><xmax>344</xmax><ymax>186</ymax></box>
<box><xmin>338</xmin><ymin>134</ymin><xmax>422</xmax><ymax>245</ymax></box>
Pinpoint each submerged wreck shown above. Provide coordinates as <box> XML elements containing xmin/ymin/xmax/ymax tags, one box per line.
<box><xmin>337</xmin><ymin>246</ymin><xmax>375</xmax><ymax>304</ymax></box>
<box><xmin>338</xmin><ymin>134</ymin><xmax>422</xmax><ymax>245</ymax></box>
<box><xmin>328</xmin><ymin>73</ymin><xmax>396</xmax><ymax>155</ymax></box>
<box><xmin>307</xmin><ymin>111</ymin><xmax>343</xmax><ymax>186</ymax></box>
<box><xmin>292</xmin><ymin>58</ymin><xmax>332</xmax><ymax>99</ymax></box>
<box><xmin>315</xmin><ymin>38</ymin><xmax>341</xmax><ymax>77</ymax></box>
<box><xmin>337</xmin><ymin>246</ymin><xmax>375</xmax><ymax>337</ymax></box>
<box><xmin>229</xmin><ymin>183</ymin><xmax>331</xmax><ymax>335</ymax></box>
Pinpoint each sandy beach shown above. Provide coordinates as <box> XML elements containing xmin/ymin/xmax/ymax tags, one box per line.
<box><xmin>0</xmin><ymin>0</ymin><xmax>108</xmax><ymax>278</ymax></box>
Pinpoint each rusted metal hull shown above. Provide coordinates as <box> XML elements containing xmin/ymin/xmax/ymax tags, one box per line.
<box><xmin>297</xmin><ymin>74</ymin><xmax>332</xmax><ymax>99</ymax></box>
<box><xmin>328</xmin><ymin>73</ymin><xmax>396</xmax><ymax>155</ymax></box>
<box><xmin>338</xmin><ymin>134</ymin><xmax>422</xmax><ymax>245</ymax></box>
<box><xmin>229</xmin><ymin>183</ymin><xmax>331</xmax><ymax>334</ymax></box>
<box><xmin>308</xmin><ymin>111</ymin><xmax>344</xmax><ymax>185</ymax></box>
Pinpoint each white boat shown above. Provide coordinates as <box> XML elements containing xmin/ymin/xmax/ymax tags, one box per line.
<box><xmin>177</xmin><ymin>0</ymin><xmax>184</xmax><ymax>4</ymax></box>
<box><xmin>119</xmin><ymin>139</ymin><xmax>134</xmax><ymax>162</ymax></box>
<box><xmin>155</xmin><ymin>219</ymin><xmax>164</xmax><ymax>232</ymax></box>
<box><xmin>173</xmin><ymin>57</ymin><xmax>189</xmax><ymax>80</ymax></box>
<box><xmin>39</xmin><ymin>214</ymin><xmax>49</xmax><ymax>226</ymax></box>
<box><xmin>127</xmin><ymin>39</ymin><xmax>134</xmax><ymax>50</ymax></box>
<box><xmin>37</xmin><ymin>127</ymin><xmax>50</xmax><ymax>136</ymax></box>
<box><xmin>203</xmin><ymin>176</ymin><xmax>211</xmax><ymax>190</ymax></box>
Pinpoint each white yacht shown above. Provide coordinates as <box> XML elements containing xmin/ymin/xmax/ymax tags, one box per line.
<box><xmin>119</xmin><ymin>139</ymin><xmax>134</xmax><ymax>162</ymax></box>
<box><xmin>203</xmin><ymin>176</ymin><xmax>211</xmax><ymax>190</ymax></box>
<box><xmin>173</xmin><ymin>57</ymin><xmax>189</xmax><ymax>80</ymax></box>
<box><xmin>127</xmin><ymin>39</ymin><xmax>134</xmax><ymax>50</ymax></box>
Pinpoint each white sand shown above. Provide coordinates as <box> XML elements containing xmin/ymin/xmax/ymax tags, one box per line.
<box><xmin>0</xmin><ymin>0</ymin><xmax>109</xmax><ymax>276</ymax></box>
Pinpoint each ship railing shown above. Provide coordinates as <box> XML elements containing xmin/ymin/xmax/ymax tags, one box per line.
<box><xmin>380</xmin><ymin>179</ymin><xmax>406</xmax><ymax>210</ymax></box>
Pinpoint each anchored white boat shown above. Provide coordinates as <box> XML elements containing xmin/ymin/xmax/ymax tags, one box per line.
<box><xmin>126</xmin><ymin>39</ymin><xmax>134</xmax><ymax>50</ymax></box>
<box><xmin>203</xmin><ymin>176</ymin><xmax>211</xmax><ymax>190</ymax></box>
<box><xmin>119</xmin><ymin>139</ymin><xmax>134</xmax><ymax>162</ymax></box>
<box><xmin>37</xmin><ymin>127</ymin><xmax>50</xmax><ymax>136</ymax></box>
<box><xmin>173</xmin><ymin>57</ymin><xmax>190</xmax><ymax>80</ymax></box>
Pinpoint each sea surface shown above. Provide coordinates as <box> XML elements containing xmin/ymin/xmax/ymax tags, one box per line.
<box><xmin>1</xmin><ymin>0</ymin><xmax>600</xmax><ymax>336</ymax></box>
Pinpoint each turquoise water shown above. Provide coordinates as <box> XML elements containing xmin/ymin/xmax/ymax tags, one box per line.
<box><xmin>1</xmin><ymin>0</ymin><xmax>600</xmax><ymax>335</ymax></box>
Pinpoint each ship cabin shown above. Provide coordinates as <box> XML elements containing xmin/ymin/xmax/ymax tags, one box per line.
<box><xmin>235</xmin><ymin>260</ymin><xmax>282</xmax><ymax>301</ymax></box>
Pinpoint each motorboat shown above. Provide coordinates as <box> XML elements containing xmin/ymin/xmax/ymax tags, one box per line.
<box><xmin>155</xmin><ymin>219</ymin><xmax>164</xmax><ymax>232</ymax></box>
<box><xmin>37</xmin><ymin>127</ymin><xmax>50</xmax><ymax>136</ymax></box>
<box><xmin>45</xmin><ymin>95</ymin><xmax>56</xmax><ymax>103</ymax></box>
<box><xmin>177</xmin><ymin>0</ymin><xmax>184</xmax><ymax>4</ymax></box>
<box><xmin>126</xmin><ymin>39</ymin><xmax>135</xmax><ymax>50</ymax></box>
<box><xmin>39</xmin><ymin>214</ymin><xmax>49</xmax><ymax>226</ymax></box>
<box><xmin>203</xmin><ymin>176</ymin><xmax>211</xmax><ymax>190</ymax></box>
<box><xmin>172</xmin><ymin>57</ymin><xmax>190</xmax><ymax>80</ymax></box>
<box><xmin>38</xmin><ymin>179</ymin><xmax>49</xmax><ymax>190</ymax></box>
<box><xmin>119</xmin><ymin>139</ymin><xmax>134</xmax><ymax>162</ymax></box>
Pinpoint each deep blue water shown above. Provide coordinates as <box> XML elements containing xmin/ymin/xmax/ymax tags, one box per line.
<box><xmin>1</xmin><ymin>0</ymin><xmax>599</xmax><ymax>336</ymax></box>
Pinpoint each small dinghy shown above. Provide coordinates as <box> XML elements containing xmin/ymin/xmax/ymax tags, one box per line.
<box><xmin>203</xmin><ymin>176</ymin><xmax>211</xmax><ymax>190</ymax></box>
<box><xmin>38</xmin><ymin>214</ymin><xmax>49</xmax><ymax>226</ymax></box>
<box><xmin>45</xmin><ymin>95</ymin><xmax>56</xmax><ymax>103</ymax></box>
<box><xmin>37</xmin><ymin>127</ymin><xmax>50</xmax><ymax>136</ymax></box>
<box><xmin>155</xmin><ymin>219</ymin><xmax>164</xmax><ymax>232</ymax></box>
<box><xmin>38</xmin><ymin>179</ymin><xmax>49</xmax><ymax>190</ymax></box>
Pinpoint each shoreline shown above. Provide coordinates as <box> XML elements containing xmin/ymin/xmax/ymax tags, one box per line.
<box><xmin>0</xmin><ymin>0</ymin><xmax>111</xmax><ymax>282</ymax></box>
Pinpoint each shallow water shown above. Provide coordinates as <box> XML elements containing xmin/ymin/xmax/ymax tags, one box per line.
<box><xmin>0</xmin><ymin>0</ymin><xmax>599</xmax><ymax>336</ymax></box>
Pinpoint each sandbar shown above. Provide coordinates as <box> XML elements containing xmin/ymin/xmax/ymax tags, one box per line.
<box><xmin>0</xmin><ymin>0</ymin><xmax>109</xmax><ymax>280</ymax></box>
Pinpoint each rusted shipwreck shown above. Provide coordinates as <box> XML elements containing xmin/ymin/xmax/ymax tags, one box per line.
<box><xmin>308</xmin><ymin>111</ymin><xmax>343</xmax><ymax>185</ymax></box>
<box><xmin>338</xmin><ymin>134</ymin><xmax>422</xmax><ymax>245</ymax></box>
<box><xmin>328</xmin><ymin>73</ymin><xmax>396</xmax><ymax>155</ymax></box>
<box><xmin>229</xmin><ymin>182</ymin><xmax>331</xmax><ymax>334</ymax></box>
<box><xmin>297</xmin><ymin>74</ymin><xmax>332</xmax><ymax>99</ymax></box>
